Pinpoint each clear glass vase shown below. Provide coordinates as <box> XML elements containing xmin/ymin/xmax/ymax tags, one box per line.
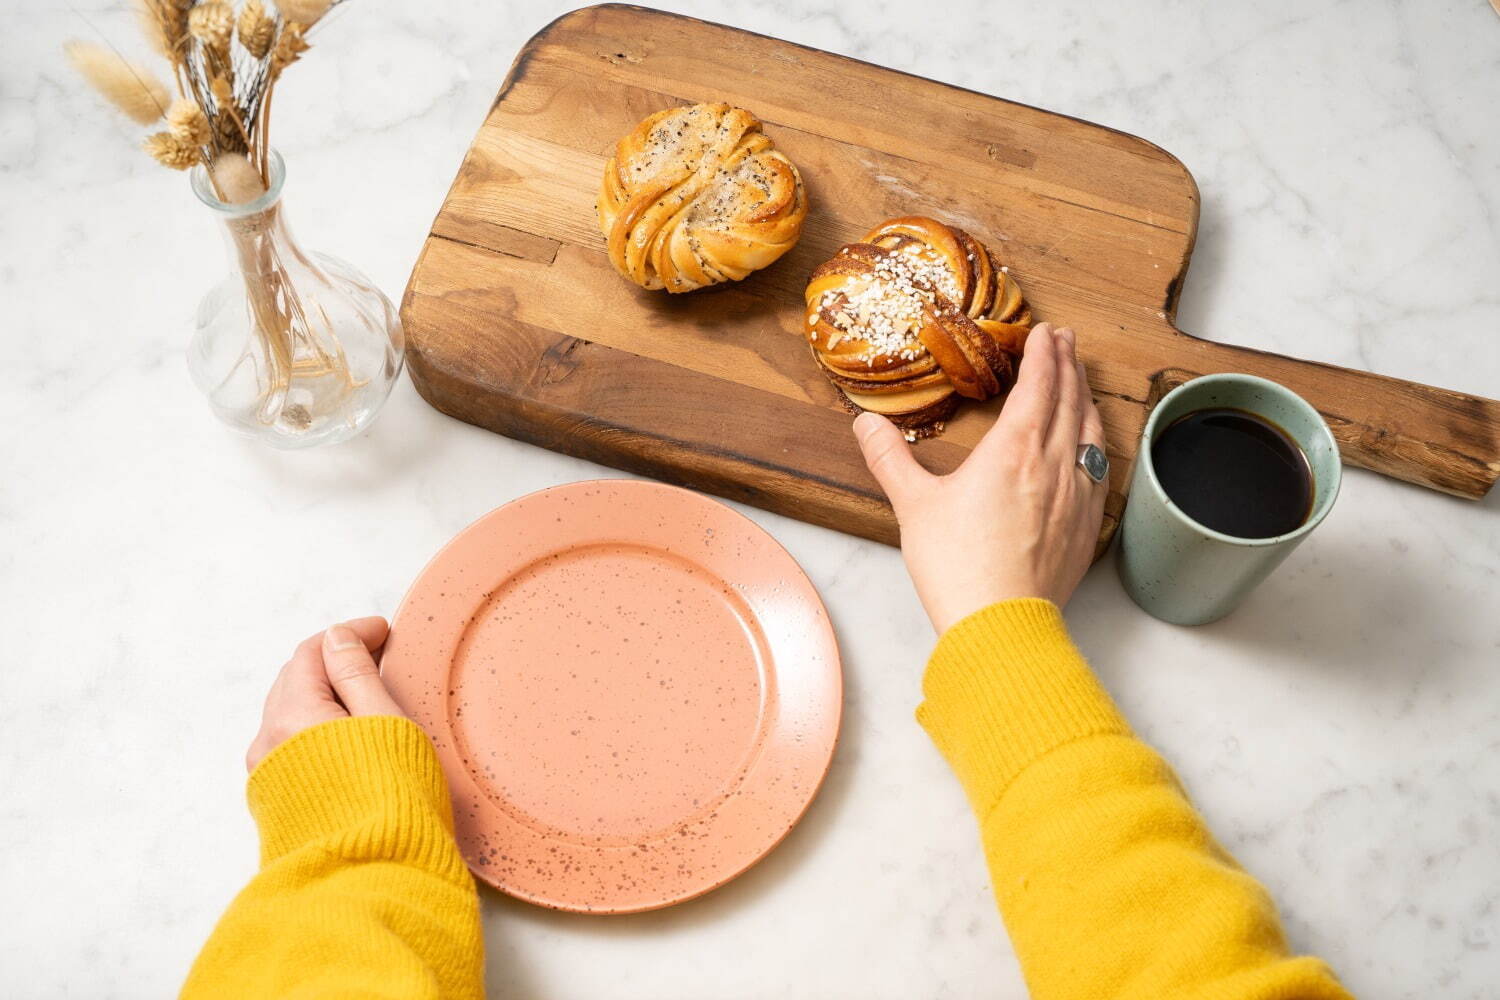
<box><xmin>187</xmin><ymin>151</ymin><xmax>403</xmax><ymax>448</ymax></box>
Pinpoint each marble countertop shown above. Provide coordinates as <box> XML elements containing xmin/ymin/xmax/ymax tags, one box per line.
<box><xmin>4</xmin><ymin>0</ymin><xmax>1498</xmax><ymax>996</ymax></box>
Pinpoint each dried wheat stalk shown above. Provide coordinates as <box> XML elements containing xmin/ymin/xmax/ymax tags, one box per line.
<box><xmin>143</xmin><ymin>129</ymin><xmax>200</xmax><ymax>169</ymax></box>
<box><xmin>167</xmin><ymin>96</ymin><xmax>214</xmax><ymax>146</ymax></box>
<box><xmin>65</xmin><ymin>1</ymin><xmax>357</xmax><ymax>423</ymax></box>
<box><xmin>65</xmin><ymin>41</ymin><xmax>171</xmax><ymax>125</ymax></box>
<box><xmin>69</xmin><ymin>0</ymin><xmax>348</xmax><ymax>183</ymax></box>
<box><xmin>211</xmin><ymin>152</ymin><xmax>267</xmax><ymax>203</ymax></box>
<box><xmin>277</xmin><ymin>0</ymin><xmax>333</xmax><ymax>26</ymax></box>
<box><xmin>236</xmin><ymin>0</ymin><xmax>276</xmax><ymax>59</ymax></box>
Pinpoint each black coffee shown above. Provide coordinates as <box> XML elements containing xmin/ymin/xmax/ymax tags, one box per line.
<box><xmin>1150</xmin><ymin>407</ymin><xmax>1313</xmax><ymax>539</ymax></box>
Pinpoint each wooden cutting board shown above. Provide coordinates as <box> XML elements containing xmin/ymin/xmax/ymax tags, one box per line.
<box><xmin>402</xmin><ymin>3</ymin><xmax>1500</xmax><ymax>549</ymax></box>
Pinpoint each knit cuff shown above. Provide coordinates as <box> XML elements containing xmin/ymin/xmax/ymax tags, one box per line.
<box><xmin>917</xmin><ymin>598</ymin><xmax>1130</xmax><ymax>817</ymax></box>
<box><xmin>247</xmin><ymin>715</ymin><xmax>454</xmax><ymax>866</ymax></box>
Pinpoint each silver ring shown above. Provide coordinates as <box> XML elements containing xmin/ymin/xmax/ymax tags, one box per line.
<box><xmin>1077</xmin><ymin>443</ymin><xmax>1109</xmax><ymax>484</ymax></box>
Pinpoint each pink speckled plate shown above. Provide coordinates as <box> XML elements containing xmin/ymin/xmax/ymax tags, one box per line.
<box><xmin>381</xmin><ymin>480</ymin><xmax>841</xmax><ymax>914</ymax></box>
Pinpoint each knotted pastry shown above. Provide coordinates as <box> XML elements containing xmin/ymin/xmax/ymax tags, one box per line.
<box><xmin>803</xmin><ymin>216</ymin><xmax>1033</xmax><ymax>434</ymax></box>
<box><xmin>598</xmin><ymin>103</ymin><xmax>808</xmax><ymax>292</ymax></box>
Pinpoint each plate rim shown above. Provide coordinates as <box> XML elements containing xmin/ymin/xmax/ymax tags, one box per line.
<box><xmin>382</xmin><ymin>478</ymin><xmax>843</xmax><ymax>913</ymax></box>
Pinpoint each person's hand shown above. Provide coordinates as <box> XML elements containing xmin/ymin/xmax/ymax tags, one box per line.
<box><xmin>246</xmin><ymin>616</ymin><xmax>405</xmax><ymax>772</ymax></box>
<box><xmin>853</xmin><ymin>323</ymin><xmax>1108</xmax><ymax>632</ymax></box>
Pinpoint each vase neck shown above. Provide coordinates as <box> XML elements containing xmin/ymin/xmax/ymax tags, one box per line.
<box><xmin>215</xmin><ymin>199</ymin><xmax>308</xmax><ymax>274</ymax></box>
<box><xmin>191</xmin><ymin>148</ymin><xmax>287</xmax><ymax>218</ymax></box>
<box><xmin>191</xmin><ymin>152</ymin><xmax>315</xmax><ymax>277</ymax></box>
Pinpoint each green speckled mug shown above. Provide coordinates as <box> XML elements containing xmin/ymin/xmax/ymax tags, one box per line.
<box><xmin>1117</xmin><ymin>374</ymin><xmax>1341</xmax><ymax>625</ymax></box>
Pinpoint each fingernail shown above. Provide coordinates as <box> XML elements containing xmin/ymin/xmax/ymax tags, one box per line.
<box><xmin>324</xmin><ymin>625</ymin><xmax>362</xmax><ymax>652</ymax></box>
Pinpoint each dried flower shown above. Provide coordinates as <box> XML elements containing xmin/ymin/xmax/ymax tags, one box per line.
<box><xmin>277</xmin><ymin>0</ymin><xmax>332</xmax><ymax>26</ymax></box>
<box><xmin>134</xmin><ymin>0</ymin><xmax>193</xmax><ymax>61</ymax></box>
<box><xmin>207</xmin><ymin>76</ymin><xmax>249</xmax><ymax>154</ymax></box>
<box><xmin>211</xmin><ymin>153</ymin><xmax>268</xmax><ymax>204</ymax></box>
<box><xmin>188</xmin><ymin>2</ymin><xmax>234</xmax><ymax>55</ymax></box>
<box><xmin>64</xmin><ymin>41</ymin><xmax>170</xmax><ymax>125</ymax></box>
<box><xmin>270</xmin><ymin>23</ymin><xmax>310</xmax><ymax>77</ymax></box>
<box><xmin>144</xmin><ymin>130</ymin><xmax>200</xmax><ymax>169</ymax></box>
<box><xmin>237</xmin><ymin>0</ymin><xmax>278</xmax><ymax>59</ymax></box>
<box><xmin>167</xmin><ymin>98</ymin><xmax>213</xmax><ymax>147</ymax></box>
<box><xmin>134</xmin><ymin>0</ymin><xmax>170</xmax><ymax>59</ymax></box>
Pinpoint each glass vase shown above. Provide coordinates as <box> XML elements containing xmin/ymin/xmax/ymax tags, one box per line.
<box><xmin>187</xmin><ymin>151</ymin><xmax>403</xmax><ymax>448</ymax></box>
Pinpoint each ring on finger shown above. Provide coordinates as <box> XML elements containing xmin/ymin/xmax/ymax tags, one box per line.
<box><xmin>1077</xmin><ymin>443</ymin><xmax>1109</xmax><ymax>484</ymax></box>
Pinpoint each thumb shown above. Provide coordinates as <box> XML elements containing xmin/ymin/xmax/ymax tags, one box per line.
<box><xmin>322</xmin><ymin>625</ymin><xmax>405</xmax><ymax>718</ymax></box>
<box><xmin>853</xmin><ymin>411</ymin><xmax>929</xmax><ymax>511</ymax></box>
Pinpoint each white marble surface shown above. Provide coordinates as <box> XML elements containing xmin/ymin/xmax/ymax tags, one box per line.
<box><xmin>3</xmin><ymin>0</ymin><xmax>1498</xmax><ymax>996</ymax></box>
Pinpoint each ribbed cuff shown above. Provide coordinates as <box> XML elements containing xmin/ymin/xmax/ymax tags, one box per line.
<box><xmin>917</xmin><ymin>599</ymin><xmax>1130</xmax><ymax>817</ymax></box>
<box><xmin>247</xmin><ymin>715</ymin><xmax>455</xmax><ymax>867</ymax></box>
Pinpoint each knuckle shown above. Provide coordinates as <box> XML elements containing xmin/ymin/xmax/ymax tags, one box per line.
<box><xmin>867</xmin><ymin>440</ymin><xmax>901</xmax><ymax>470</ymax></box>
<box><xmin>1014</xmin><ymin>419</ymin><xmax>1050</xmax><ymax>440</ymax></box>
<box><xmin>993</xmin><ymin>450</ymin><xmax>1022</xmax><ymax>475</ymax></box>
<box><xmin>325</xmin><ymin>657</ymin><xmax>377</xmax><ymax>684</ymax></box>
<box><xmin>999</xmin><ymin>444</ymin><xmax>1031</xmax><ymax>470</ymax></box>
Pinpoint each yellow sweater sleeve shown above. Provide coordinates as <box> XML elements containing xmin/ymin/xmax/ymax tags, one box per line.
<box><xmin>919</xmin><ymin>599</ymin><xmax>1353</xmax><ymax>1000</ymax></box>
<box><xmin>182</xmin><ymin>715</ymin><xmax>484</xmax><ymax>1000</ymax></box>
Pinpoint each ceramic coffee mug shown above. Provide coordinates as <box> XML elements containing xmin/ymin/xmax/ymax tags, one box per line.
<box><xmin>1117</xmin><ymin>373</ymin><xmax>1341</xmax><ymax>625</ymax></box>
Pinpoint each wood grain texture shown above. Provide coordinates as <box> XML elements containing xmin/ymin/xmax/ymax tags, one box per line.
<box><xmin>402</xmin><ymin>3</ymin><xmax>1500</xmax><ymax>550</ymax></box>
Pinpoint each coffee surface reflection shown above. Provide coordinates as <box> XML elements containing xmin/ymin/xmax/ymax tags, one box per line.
<box><xmin>1150</xmin><ymin>407</ymin><xmax>1313</xmax><ymax>539</ymax></box>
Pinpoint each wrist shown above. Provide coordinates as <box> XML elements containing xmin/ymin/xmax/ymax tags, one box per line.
<box><xmin>927</xmin><ymin>589</ymin><xmax>1056</xmax><ymax>634</ymax></box>
<box><xmin>924</xmin><ymin>578</ymin><xmax>1054</xmax><ymax>634</ymax></box>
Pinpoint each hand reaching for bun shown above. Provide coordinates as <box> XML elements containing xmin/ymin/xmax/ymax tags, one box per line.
<box><xmin>854</xmin><ymin>323</ymin><xmax>1107</xmax><ymax>631</ymax></box>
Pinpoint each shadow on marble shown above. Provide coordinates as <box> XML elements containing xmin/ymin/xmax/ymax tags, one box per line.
<box><xmin>1187</xmin><ymin>524</ymin><xmax>1474</xmax><ymax>684</ymax></box>
<box><xmin>1169</xmin><ymin>184</ymin><xmax>1232</xmax><ymax>341</ymax></box>
<box><xmin>1476</xmin><ymin>480</ymin><xmax>1500</xmax><ymax>516</ymax></box>
<box><xmin>228</xmin><ymin>379</ymin><xmax>456</xmax><ymax>492</ymax></box>
<box><xmin>1062</xmin><ymin>545</ymin><xmax>1155</xmax><ymax>670</ymax></box>
<box><xmin>1072</xmin><ymin>493</ymin><xmax>1487</xmax><ymax>695</ymax></box>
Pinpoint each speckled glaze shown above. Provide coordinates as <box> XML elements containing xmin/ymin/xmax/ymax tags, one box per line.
<box><xmin>1117</xmin><ymin>374</ymin><xmax>1341</xmax><ymax>626</ymax></box>
<box><xmin>380</xmin><ymin>480</ymin><xmax>842</xmax><ymax>913</ymax></box>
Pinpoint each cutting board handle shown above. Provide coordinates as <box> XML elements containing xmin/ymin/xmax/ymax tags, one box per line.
<box><xmin>1153</xmin><ymin>331</ymin><xmax>1500</xmax><ymax>499</ymax></box>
